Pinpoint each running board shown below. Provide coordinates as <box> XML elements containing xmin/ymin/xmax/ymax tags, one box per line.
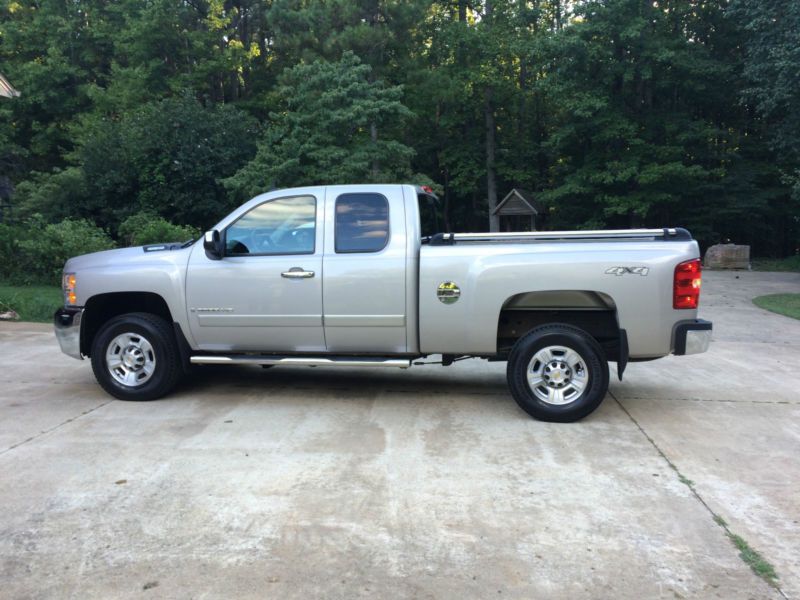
<box><xmin>190</xmin><ymin>355</ymin><xmax>412</xmax><ymax>368</ymax></box>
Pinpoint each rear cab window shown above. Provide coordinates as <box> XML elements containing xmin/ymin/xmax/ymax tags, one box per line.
<box><xmin>334</xmin><ymin>193</ymin><xmax>390</xmax><ymax>253</ymax></box>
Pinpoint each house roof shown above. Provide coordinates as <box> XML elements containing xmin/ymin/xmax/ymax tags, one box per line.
<box><xmin>492</xmin><ymin>188</ymin><xmax>543</xmax><ymax>216</ymax></box>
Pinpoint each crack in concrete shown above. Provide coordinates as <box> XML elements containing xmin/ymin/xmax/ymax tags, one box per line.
<box><xmin>0</xmin><ymin>400</ymin><xmax>113</xmax><ymax>457</ymax></box>
<box><xmin>609</xmin><ymin>389</ymin><xmax>789</xmax><ymax>599</ymax></box>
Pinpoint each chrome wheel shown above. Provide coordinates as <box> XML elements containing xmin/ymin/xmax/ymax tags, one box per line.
<box><xmin>105</xmin><ymin>332</ymin><xmax>156</xmax><ymax>388</ymax></box>
<box><xmin>526</xmin><ymin>345</ymin><xmax>590</xmax><ymax>405</ymax></box>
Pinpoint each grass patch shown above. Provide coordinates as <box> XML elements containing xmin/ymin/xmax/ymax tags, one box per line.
<box><xmin>751</xmin><ymin>255</ymin><xmax>800</xmax><ymax>272</ymax></box>
<box><xmin>0</xmin><ymin>285</ymin><xmax>62</xmax><ymax>323</ymax></box>
<box><xmin>753</xmin><ymin>293</ymin><xmax>800</xmax><ymax>321</ymax></box>
<box><xmin>728</xmin><ymin>533</ymin><xmax>779</xmax><ymax>585</ymax></box>
<box><xmin>616</xmin><ymin>396</ymin><xmax>783</xmax><ymax>591</ymax></box>
<box><xmin>671</xmin><ymin>465</ymin><xmax>780</xmax><ymax>589</ymax></box>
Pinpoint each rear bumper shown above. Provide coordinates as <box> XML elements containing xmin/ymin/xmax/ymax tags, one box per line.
<box><xmin>673</xmin><ymin>319</ymin><xmax>712</xmax><ymax>355</ymax></box>
<box><xmin>54</xmin><ymin>307</ymin><xmax>84</xmax><ymax>360</ymax></box>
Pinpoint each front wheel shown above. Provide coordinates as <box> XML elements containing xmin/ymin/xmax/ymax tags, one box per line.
<box><xmin>507</xmin><ymin>324</ymin><xmax>609</xmax><ymax>422</ymax></box>
<box><xmin>91</xmin><ymin>312</ymin><xmax>182</xmax><ymax>401</ymax></box>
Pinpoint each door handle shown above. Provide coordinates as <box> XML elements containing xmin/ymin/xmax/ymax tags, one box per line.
<box><xmin>281</xmin><ymin>267</ymin><xmax>315</xmax><ymax>279</ymax></box>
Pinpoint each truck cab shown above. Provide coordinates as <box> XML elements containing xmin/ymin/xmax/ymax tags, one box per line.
<box><xmin>187</xmin><ymin>184</ymin><xmax>423</xmax><ymax>355</ymax></box>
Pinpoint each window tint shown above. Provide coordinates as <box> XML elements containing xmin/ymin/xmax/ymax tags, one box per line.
<box><xmin>335</xmin><ymin>193</ymin><xmax>390</xmax><ymax>253</ymax></box>
<box><xmin>418</xmin><ymin>193</ymin><xmax>441</xmax><ymax>238</ymax></box>
<box><xmin>225</xmin><ymin>195</ymin><xmax>316</xmax><ymax>256</ymax></box>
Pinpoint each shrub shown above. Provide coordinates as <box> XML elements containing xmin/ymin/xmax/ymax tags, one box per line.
<box><xmin>0</xmin><ymin>221</ymin><xmax>25</xmax><ymax>283</ymax></box>
<box><xmin>78</xmin><ymin>95</ymin><xmax>257</xmax><ymax>229</ymax></box>
<box><xmin>118</xmin><ymin>212</ymin><xmax>200</xmax><ymax>246</ymax></box>
<box><xmin>12</xmin><ymin>167</ymin><xmax>88</xmax><ymax>223</ymax></box>
<box><xmin>6</xmin><ymin>216</ymin><xmax>116</xmax><ymax>285</ymax></box>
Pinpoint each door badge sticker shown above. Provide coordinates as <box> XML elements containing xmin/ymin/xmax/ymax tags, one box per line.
<box><xmin>437</xmin><ymin>282</ymin><xmax>461</xmax><ymax>304</ymax></box>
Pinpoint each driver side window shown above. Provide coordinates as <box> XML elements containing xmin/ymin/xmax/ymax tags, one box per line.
<box><xmin>225</xmin><ymin>195</ymin><xmax>316</xmax><ymax>256</ymax></box>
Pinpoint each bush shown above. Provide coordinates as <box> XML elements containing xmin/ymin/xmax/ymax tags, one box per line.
<box><xmin>1</xmin><ymin>216</ymin><xmax>116</xmax><ymax>285</ymax></box>
<box><xmin>751</xmin><ymin>255</ymin><xmax>800</xmax><ymax>272</ymax></box>
<box><xmin>0</xmin><ymin>222</ymin><xmax>23</xmax><ymax>282</ymax></box>
<box><xmin>78</xmin><ymin>95</ymin><xmax>258</xmax><ymax>229</ymax></box>
<box><xmin>118</xmin><ymin>212</ymin><xmax>200</xmax><ymax>246</ymax></box>
<box><xmin>12</xmin><ymin>167</ymin><xmax>88</xmax><ymax>223</ymax></box>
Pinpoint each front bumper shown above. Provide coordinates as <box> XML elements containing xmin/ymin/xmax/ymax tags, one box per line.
<box><xmin>54</xmin><ymin>307</ymin><xmax>84</xmax><ymax>360</ymax></box>
<box><xmin>673</xmin><ymin>319</ymin><xmax>713</xmax><ymax>355</ymax></box>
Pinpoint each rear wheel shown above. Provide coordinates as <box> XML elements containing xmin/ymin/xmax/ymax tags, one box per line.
<box><xmin>91</xmin><ymin>312</ymin><xmax>182</xmax><ymax>401</ymax></box>
<box><xmin>507</xmin><ymin>324</ymin><xmax>609</xmax><ymax>422</ymax></box>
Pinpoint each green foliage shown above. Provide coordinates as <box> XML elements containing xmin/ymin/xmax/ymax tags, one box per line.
<box><xmin>751</xmin><ymin>256</ymin><xmax>800</xmax><ymax>273</ymax></box>
<box><xmin>76</xmin><ymin>95</ymin><xmax>258</xmax><ymax>229</ymax></box>
<box><xmin>13</xmin><ymin>168</ymin><xmax>88</xmax><ymax>222</ymax></box>
<box><xmin>0</xmin><ymin>285</ymin><xmax>63</xmax><ymax>323</ymax></box>
<box><xmin>728</xmin><ymin>532</ymin><xmax>779</xmax><ymax>585</ymax></box>
<box><xmin>539</xmin><ymin>1</ymin><xmax>729</xmax><ymax>226</ymax></box>
<box><xmin>225</xmin><ymin>53</ymin><xmax>414</xmax><ymax>200</ymax></box>
<box><xmin>0</xmin><ymin>0</ymin><xmax>798</xmax><ymax>257</ymax></box>
<box><xmin>0</xmin><ymin>217</ymin><xmax>115</xmax><ymax>285</ymax></box>
<box><xmin>118</xmin><ymin>212</ymin><xmax>200</xmax><ymax>247</ymax></box>
<box><xmin>729</xmin><ymin>1</ymin><xmax>800</xmax><ymax>195</ymax></box>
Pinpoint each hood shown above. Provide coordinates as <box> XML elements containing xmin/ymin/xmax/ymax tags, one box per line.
<box><xmin>64</xmin><ymin>242</ymin><xmax>195</xmax><ymax>273</ymax></box>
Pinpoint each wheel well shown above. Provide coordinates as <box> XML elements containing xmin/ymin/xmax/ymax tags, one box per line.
<box><xmin>497</xmin><ymin>291</ymin><xmax>621</xmax><ymax>360</ymax></box>
<box><xmin>81</xmin><ymin>292</ymin><xmax>173</xmax><ymax>357</ymax></box>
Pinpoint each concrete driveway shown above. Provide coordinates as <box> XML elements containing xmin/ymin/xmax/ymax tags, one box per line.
<box><xmin>1</xmin><ymin>271</ymin><xmax>798</xmax><ymax>599</ymax></box>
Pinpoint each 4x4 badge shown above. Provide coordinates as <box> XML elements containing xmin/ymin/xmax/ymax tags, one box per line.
<box><xmin>605</xmin><ymin>266</ymin><xmax>649</xmax><ymax>276</ymax></box>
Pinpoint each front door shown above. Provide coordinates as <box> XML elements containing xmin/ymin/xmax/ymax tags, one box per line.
<box><xmin>186</xmin><ymin>194</ymin><xmax>325</xmax><ymax>352</ymax></box>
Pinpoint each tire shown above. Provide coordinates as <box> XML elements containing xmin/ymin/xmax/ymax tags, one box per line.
<box><xmin>506</xmin><ymin>323</ymin><xmax>609</xmax><ymax>422</ymax></box>
<box><xmin>90</xmin><ymin>312</ymin><xmax>182</xmax><ymax>401</ymax></box>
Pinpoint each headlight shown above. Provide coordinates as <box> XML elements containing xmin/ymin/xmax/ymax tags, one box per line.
<box><xmin>63</xmin><ymin>273</ymin><xmax>77</xmax><ymax>306</ymax></box>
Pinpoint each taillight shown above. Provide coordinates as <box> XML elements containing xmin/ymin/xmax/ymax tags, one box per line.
<box><xmin>673</xmin><ymin>259</ymin><xmax>702</xmax><ymax>309</ymax></box>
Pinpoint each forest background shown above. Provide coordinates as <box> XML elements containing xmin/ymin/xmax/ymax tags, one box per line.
<box><xmin>1</xmin><ymin>0</ymin><xmax>799</xmax><ymax>286</ymax></box>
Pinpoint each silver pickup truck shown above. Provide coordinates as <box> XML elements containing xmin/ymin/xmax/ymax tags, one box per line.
<box><xmin>54</xmin><ymin>184</ymin><xmax>711</xmax><ymax>422</ymax></box>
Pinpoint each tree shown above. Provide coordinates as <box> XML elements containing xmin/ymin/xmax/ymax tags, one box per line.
<box><xmin>224</xmin><ymin>52</ymin><xmax>415</xmax><ymax>200</ymax></box>
<box><xmin>729</xmin><ymin>1</ymin><xmax>800</xmax><ymax>191</ymax></box>
<box><xmin>86</xmin><ymin>95</ymin><xmax>258</xmax><ymax>228</ymax></box>
<box><xmin>1</xmin><ymin>0</ymin><xmax>797</xmax><ymax>255</ymax></box>
<box><xmin>15</xmin><ymin>96</ymin><xmax>258</xmax><ymax>230</ymax></box>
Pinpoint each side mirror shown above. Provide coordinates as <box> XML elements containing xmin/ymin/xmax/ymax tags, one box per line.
<box><xmin>203</xmin><ymin>230</ymin><xmax>224</xmax><ymax>260</ymax></box>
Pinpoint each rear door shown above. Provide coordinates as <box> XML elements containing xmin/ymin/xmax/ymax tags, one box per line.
<box><xmin>322</xmin><ymin>186</ymin><xmax>408</xmax><ymax>353</ymax></box>
<box><xmin>186</xmin><ymin>193</ymin><xmax>325</xmax><ymax>352</ymax></box>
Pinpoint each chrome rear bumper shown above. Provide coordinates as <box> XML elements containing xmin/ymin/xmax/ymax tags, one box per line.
<box><xmin>673</xmin><ymin>319</ymin><xmax>712</xmax><ymax>355</ymax></box>
<box><xmin>54</xmin><ymin>307</ymin><xmax>84</xmax><ymax>360</ymax></box>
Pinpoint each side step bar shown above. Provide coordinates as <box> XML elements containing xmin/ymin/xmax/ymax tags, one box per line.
<box><xmin>190</xmin><ymin>355</ymin><xmax>412</xmax><ymax>368</ymax></box>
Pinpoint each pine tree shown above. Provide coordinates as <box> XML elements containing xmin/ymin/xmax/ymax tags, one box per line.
<box><xmin>224</xmin><ymin>52</ymin><xmax>415</xmax><ymax>200</ymax></box>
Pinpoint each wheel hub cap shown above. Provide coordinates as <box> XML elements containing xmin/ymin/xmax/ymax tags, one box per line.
<box><xmin>543</xmin><ymin>361</ymin><xmax>571</xmax><ymax>387</ymax></box>
<box><xmin>526</xmin><ymin>345</ymin><xmax>590</xmax><ymax>405</ymax></box>
<box><xmin>106</xmin><ymin>333</ymin><xmax>156</xmax><ymax>388</ymax></box>
<box><xmin>122</xmin><ymin>346</ymin><xmax>146</xmax><ymax>369</ymax></box>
